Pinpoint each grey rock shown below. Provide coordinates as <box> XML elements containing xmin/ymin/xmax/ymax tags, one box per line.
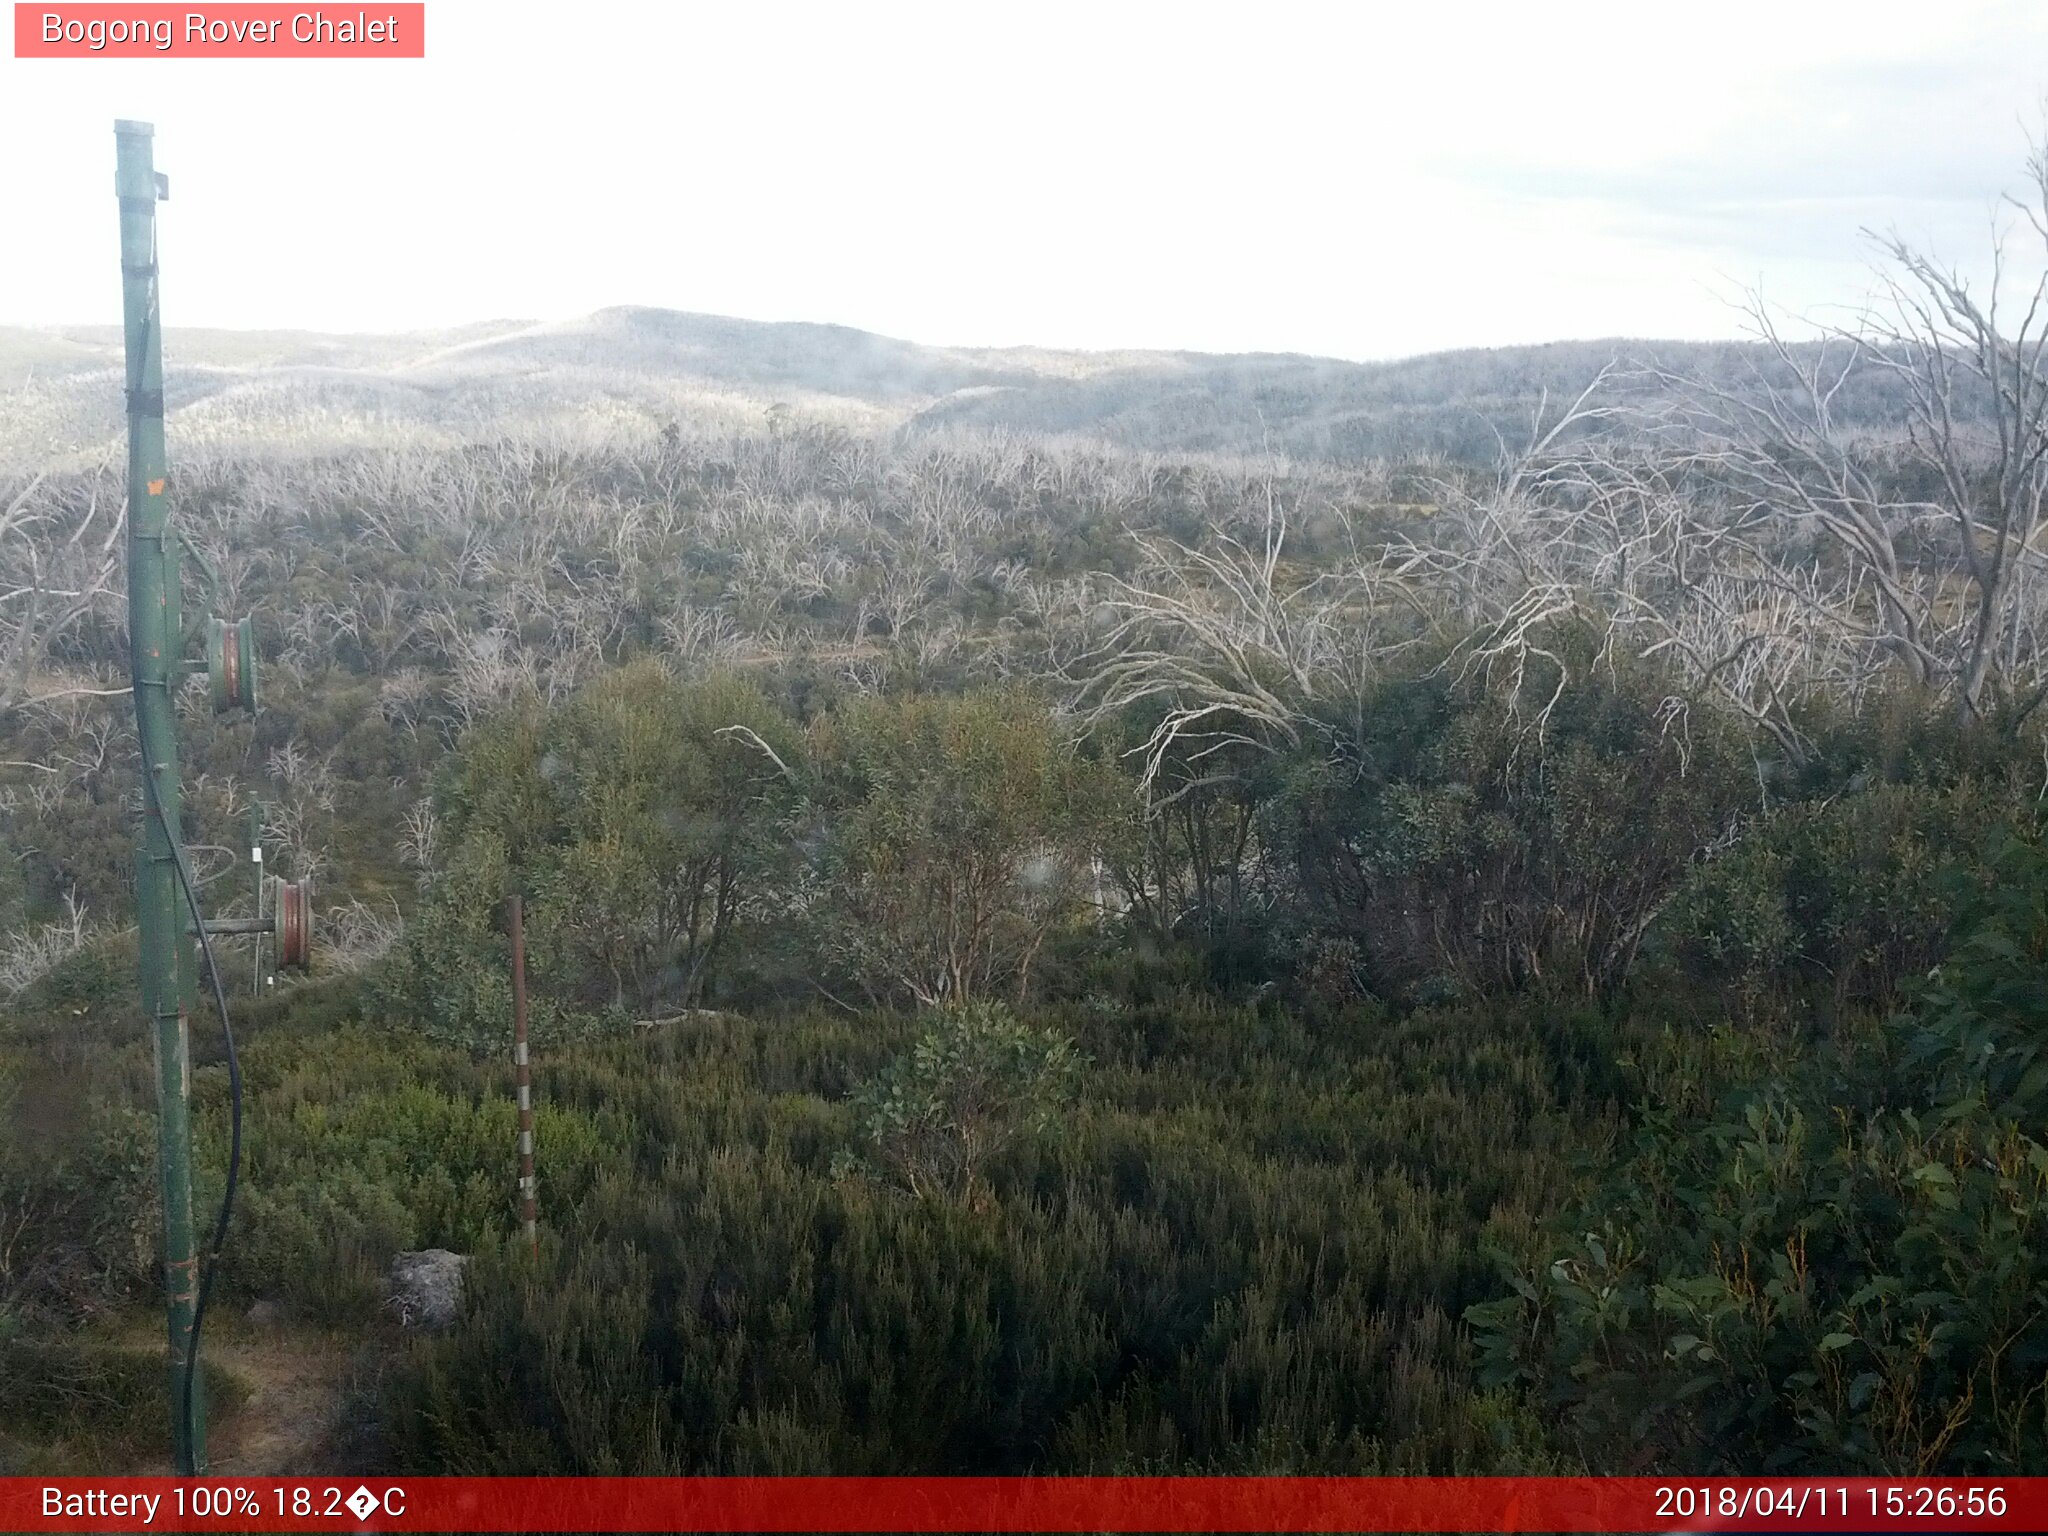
<box><xmin>384</xmin><ymin>1248</ymin><xmax>470</xmax><ymax>1331</ymax></box>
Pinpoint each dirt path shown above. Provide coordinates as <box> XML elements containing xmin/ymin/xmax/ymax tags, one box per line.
<box><xmin>112</xmin><ymin>1316</ymin><xmax>360</xmax><ymax>1475</ymax></box>
<box><xmin>200</xmin><ymin>1328</ymin><xmax>357</xmax><ymax>1475</ymax></box>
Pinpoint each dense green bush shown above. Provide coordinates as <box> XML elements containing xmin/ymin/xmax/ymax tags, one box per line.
<box><xmin>525</xmin><ymin>665</ymin><xmax>801</xmax><ymax>1010</ymax></box>
<box><xmin>1473</xmin><ymin>822</ymin><xmax>2048</xmax><ymax>1473</ymax></box>
<box><xmin>1276</xmin><ymin>633</ymin><xmax>1756</xmax><ymax>999</ymax></box>
<box><xmin>1096</xmin><ymin>706</ymin><xmax>1278</xmax><ymax>961</ymax></box>
<box><xmin>1660</xmin><ymin>779</ymin><xmax>2019</xmax><ymax>1013</ymax></box>
<box><xmin>378</xmin><ymin>666</ymin><xmax>800</xmax><ymax>1042</ymax></box>
<box><xmin>374</xmin><ymin>831</ymin><xmax>534</xmax><ymax>1050</ymax></box>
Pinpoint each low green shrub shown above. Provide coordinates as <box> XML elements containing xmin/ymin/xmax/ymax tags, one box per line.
<box><xmin>0</xmin><ymin>1338</ymin><xmax>245</xmax><ymax>1474</ymax></box>
<box><xmin>0</xmin><ymin>1062</ymin><xmax>156</xmax><ymax>1326</ymax></box>
<box><xmin>380</xmin><ymin>994</ymin><xmax>1606</xmax><ymax>1474</ymax></box>
<box><xmin>833</xmin><ymin>1003</ymin><xmax>1084</xmax><ymax>1203</ymax></box>
<box><xmin>187</xmin><ymin>1024</ymin><xmax>627</xmax><ymax>1324</ymax></box>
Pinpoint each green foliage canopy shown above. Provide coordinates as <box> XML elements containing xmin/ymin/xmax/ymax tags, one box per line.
<box><xmin>381</xmin><ymin>664</ymin><xmax>799</xmax><ymax>1044</ymax></box>
<box><xmin>806</xmin><ymin>689</ymin><xmax>1124</xmax><ymax>1008</ymax></box>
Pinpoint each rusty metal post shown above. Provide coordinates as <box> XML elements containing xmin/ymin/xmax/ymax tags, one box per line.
<box><xmin>510</xmin><ymin>893</ymin><xmax>537</xmax><ymax>1256</ymax></box>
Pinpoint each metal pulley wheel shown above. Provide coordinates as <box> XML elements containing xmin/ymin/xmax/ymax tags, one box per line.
<box><xmin>207</xmin><ymin>615</ymin><xmax>258</xmax><ymax>713</ymax></box>
<box><xmin>272</xmin><ymin>876</ymin><xmax>312</xmax><ymax>969</ymax></box>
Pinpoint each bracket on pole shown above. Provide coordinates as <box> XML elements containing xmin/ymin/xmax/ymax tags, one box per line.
<box><xmin>199</xmin><ymin>877</ymin><xmax>314</xmax><ymax>969</ymax></box>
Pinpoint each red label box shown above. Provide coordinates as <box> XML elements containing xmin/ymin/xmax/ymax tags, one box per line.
<box><xmin>3</xmin><ymin>1476</ymin><xmax>2044</xmax><ymax>1533</ymax></box>
<box><xmin>13</xmin><ymin>3</ymin><xmax>425</xmax><ymax>57</ymax></box>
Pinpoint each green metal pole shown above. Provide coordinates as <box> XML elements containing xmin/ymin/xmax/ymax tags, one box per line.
<box><xmin>116</xmin><ymin>118</ymin><xmax>205</xmax><ymax>1476</ymax></box>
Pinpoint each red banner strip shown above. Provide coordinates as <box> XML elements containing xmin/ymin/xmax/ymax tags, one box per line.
<box><xmin>4</xmin><ymin>1476</ymin><xmax>2042</xmax><ymax>1533</ymax></box>
<box><xmin>13</xmin><ymin>4</ymin><xmax>424</xmax><ymax>58</ymax></box>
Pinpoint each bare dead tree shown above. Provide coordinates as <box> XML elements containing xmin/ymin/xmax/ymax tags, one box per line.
<box><xmin>378</xmin><ymin>667</ymin><xmax>437</xmax><ymax>741</ymax></box>
<box><xmin>0</xmin><ymin>887</ymin><xmax>91</xmax><ymax>995</ymax></box>
<box><xmin>1632</xmin><ymin>324</ymin><xmax>1948</xmax><ymax>715</ymax></box>
<box><xmin>1629</xmin><ymin>134</ymin><xmax>2048</xmax><ymax>730</ymax></box>
<box><xmin>1063</xmin><ymin>489</ymin><xmax>1365</xmax><ymax>804</ymax></box>
<box><xmin>1856</xmin><ymin>160</ymin><xmax>2048</xmax><ymax>722</ymax></box>
<box><xmin>656</xmin><ymin>604</ymin><xmax>744</xmax><ymax>669</ymax></box>
<box><xmin>397</xmin><ymin>797</ymin><xmax>440</xmax><ymax>875</ymax></box>
<box><xmin>1395</xmin><ymin>429</ymin><xmax>1855</xmax><ymax>760</ymax></box>
<box><xmin>450</xmin><ymin>628</ymin><xmax>523</xmax><ymax>726</ymax></box>
<box><xmin>318</xmin><ymin>895</ymin><xmax>405</xmax><ymax>972</ymax></box>
<box><xmin>0</xmin><ymin>469</ymin><xmax>126</xmax><ymax>719</ymax></box>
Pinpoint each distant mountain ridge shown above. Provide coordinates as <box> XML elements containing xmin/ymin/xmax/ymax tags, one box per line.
<box><xmin>0</xmin><ymin>306</ymin><xmax>1917</xmax><ymax>469</ymax></box>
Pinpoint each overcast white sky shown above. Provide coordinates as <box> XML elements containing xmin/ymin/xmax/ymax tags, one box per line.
<box><xmin>2</xmin><ymin>0</ymin><xmax>2045</xmax><ymax>359</ymax></box>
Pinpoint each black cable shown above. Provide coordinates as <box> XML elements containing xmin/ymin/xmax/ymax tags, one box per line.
<box><xmin>140</xmin><ymin>736</ymin><xmax>243</xmax><ymax>1473</ymax></box>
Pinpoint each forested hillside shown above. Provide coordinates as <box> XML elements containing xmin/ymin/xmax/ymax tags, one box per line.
<box><xmin>2</xmin><ymin>266</ymin><xmax>2045</xmax><ymax>1476</ymax></box>
<box><xmin>0</xmin><ymin>308</ymin><xmax>1942</xmax><ymax>470</ymax></box>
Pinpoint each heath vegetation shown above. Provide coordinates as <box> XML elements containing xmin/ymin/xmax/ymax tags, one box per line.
<box><xmin>5</xmin><ymin>141</ymin><xmax>2048</xmax><ymax>1476</ymax></box>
